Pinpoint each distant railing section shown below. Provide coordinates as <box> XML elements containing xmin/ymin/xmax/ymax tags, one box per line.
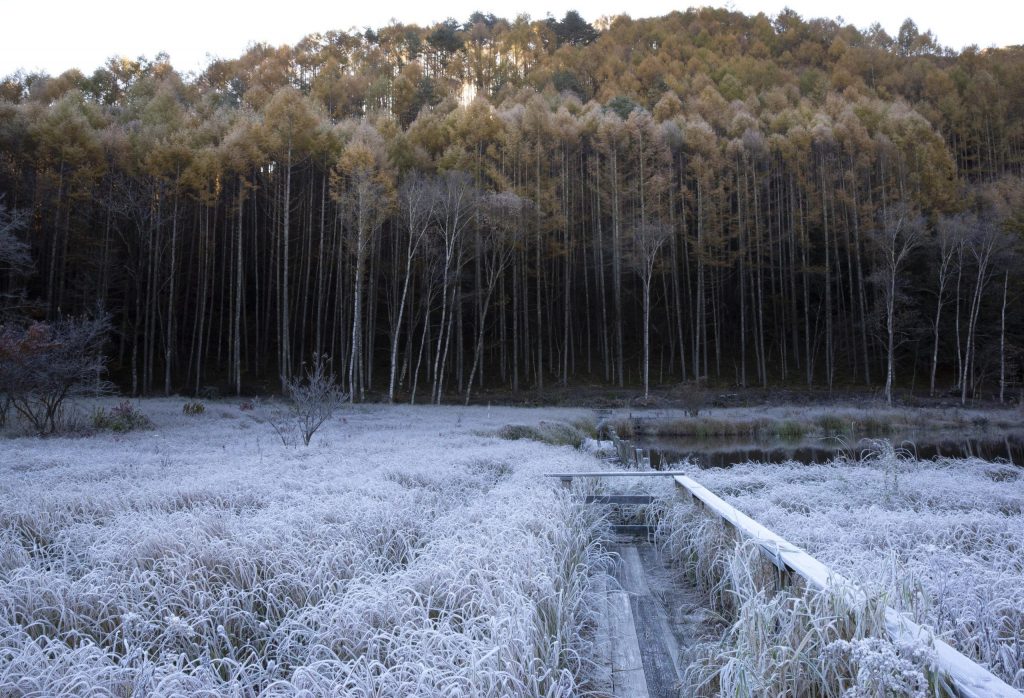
<box><xmin>607</xmin><ymin>427</ymin><xmax>646</xmax><ymax>468</ymax></box>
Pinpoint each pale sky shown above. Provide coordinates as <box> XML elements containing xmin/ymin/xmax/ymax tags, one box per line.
<box><xmin>1</xmin><ymin>0</ymin><xmax>1021</xmax><ymax>78</ymax></box>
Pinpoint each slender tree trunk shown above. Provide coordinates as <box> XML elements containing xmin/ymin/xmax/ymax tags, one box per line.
<box><xmin>315</xmin><ymin>173</ymin><xmax>327</xmax><ymax>358</ymax></box>
<box><xmin>999</xmin><ymin>270</ymin><xmax>1008</xmax><ymax>404</ymax></box>
<box><xmin>961</xmin><ymin>245</ymin><xmax>993</xmax><ymax>405</ymax></box>
<box><xmin>642</xmin><ymin>276</ymin><xmax>651</xmax><ymax>399</ymax></box>
<box><xmin>954</xmin><ymin>255</ymin><xmax>964</xmax><ymax>390</ymax></box>
<box><xmin>930</xmin><ymin>243</ymin><xmax>955</xmax><ymax>397</ymax></box>
<box><xmin>465</xmin><ymin>282</ymin><xmax>497</xmax><ymax>404</ymax></box>
<box><xmin>821</xmin><ymin>168</ymin><xmax>833</xmax><ymax>392</ymax></box>
<box><xmin>47</xmin><ymin>162</ymin><xmax>64</xmax><ymax>319</ymax></box>
<box><xmin>431</xmin><ymin>260</ymin><xmax>451</xmax><ymax>403</ymax></box>
<box><xmin>885</xmin><ymin>272</ymin><xmax>896</xmax><ymax>405</ymax></box>
<box><xmin>350</xmin><ymin>190</ymin><xmax>367</xmax><ymax>402</ymax></box>
<box><xmin>280</xmin><ymin>147</ymin><xmax>293</xmax><ymax>390</ymax></box>
<box><xmin>388</xmin><ymin>233</ymin><xmax>420</xmax><ymax>401</ymax></box>
<box><xmin>165</xmin><ymin>182</ymin><xmax>179</xmax><ymax>395</ymax></box>
<box><xmin>535</xmin><ymin>151</ymin><xmax>544</xmax><ymax>391</ymax></box>
<box><xmin>611</xmin><ymin>149</ymin><xmax>624</xmax><ymax>387</ymax></box>
<box><xmin>234</xmin><ymin>180</ymin><xmax>244</xmax><ymax>395</ymax></box>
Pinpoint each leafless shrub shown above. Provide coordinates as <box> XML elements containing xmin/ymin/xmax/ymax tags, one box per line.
<box><xmin>0</xmin><ymin>314</ymin><xmax>111</xmax><ymax>435</ymax></box>
<box><xmin>271</xmin><ymin>354</ymin><xmax>346</xmax><ymax>446</ymax></box>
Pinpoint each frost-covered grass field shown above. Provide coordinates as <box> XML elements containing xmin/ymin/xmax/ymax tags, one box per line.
<box><xmin>657</xmin><ymin>442</ymin><xmax>1024</xmax><ymax>693</ymax></box>
<box><xmin>0</xmin><ymin>400</ymin><xmax>612</xmax><ymax>696</ymax></box>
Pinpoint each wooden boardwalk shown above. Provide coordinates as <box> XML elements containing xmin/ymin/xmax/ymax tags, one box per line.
<box><xmin>552</xmin><ymin>470</ymin><xmax>712</xmax><ymax>697</ymax></box>
<box><xmin>598</xmin><ymin>538</ymin><xmax>716</xmax><ymax>698</ymax></box>
<box><xmin>551</xmin><ymin>464</ymin><xmax>1024</xmax><ymax>698</ymax></box>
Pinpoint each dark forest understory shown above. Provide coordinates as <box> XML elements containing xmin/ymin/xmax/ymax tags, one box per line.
<box><xmin>1</xmin><ymin>8</ymin><xmax>1022</xmax><ymax>403</ymax></box>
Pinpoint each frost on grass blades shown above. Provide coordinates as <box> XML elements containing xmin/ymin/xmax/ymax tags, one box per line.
<box><xmin>0</xmin><ymin>401</ymin><xmax>613</xmax><ymax>696</ymax></box>
<box><xmin>656</xmin><ymin>441</ymin><xmax>1024</xmax><ymax>693</ymax></box>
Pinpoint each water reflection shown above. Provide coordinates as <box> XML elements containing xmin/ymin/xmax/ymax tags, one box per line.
<box><xmin>636</xmin><ymin>432</ymin><xmax>1024</xmax><ymax>469</ymax></box>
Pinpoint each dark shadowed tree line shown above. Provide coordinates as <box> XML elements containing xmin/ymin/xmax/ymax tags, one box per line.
<box><xmin>1</xmin><ymin>8</ymin><xmax>1022</xmax><ymax>404</ymax></box>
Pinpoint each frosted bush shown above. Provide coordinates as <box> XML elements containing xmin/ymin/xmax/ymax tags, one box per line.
<box><xmin>827</xmin><ymin>638</ymin><xmax>932</xmax><ymax>698</ymax></box>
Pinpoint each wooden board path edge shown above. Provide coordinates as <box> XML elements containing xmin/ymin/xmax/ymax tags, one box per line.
<box><xmin>607</xmin><ymin>588</ymin><xmax>650</xmax><ymax>698</ymax></box>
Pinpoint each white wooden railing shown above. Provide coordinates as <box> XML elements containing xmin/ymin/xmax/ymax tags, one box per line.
<box><xmin>673</xmin><ymin>474</ymin><xmax>1021</xmax><ymax>698</ymax></box>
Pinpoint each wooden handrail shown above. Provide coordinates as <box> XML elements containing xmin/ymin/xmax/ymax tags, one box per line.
<box><xmin>674</xmin><ymin>475</ymin><xmax>1023</xmax><ymax>698</ymax></box>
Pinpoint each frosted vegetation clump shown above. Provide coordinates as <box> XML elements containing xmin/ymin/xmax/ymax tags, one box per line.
<box><xmin>0</xmin><ymin>402</ymin><xmax>610</xmax><ymax>696</ymax></box>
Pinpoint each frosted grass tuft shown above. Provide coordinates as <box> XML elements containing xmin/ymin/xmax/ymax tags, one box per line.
<box><xmin>0</xmin><ymin>400</ymin><xmax>612</xmax><ymax>696</ymax></box>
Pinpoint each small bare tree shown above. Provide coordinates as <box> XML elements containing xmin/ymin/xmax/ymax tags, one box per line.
<box><xmin>430</xmin><ymin>171</ymin><xmax>476</xmax><ymax>404</ymax></box>
<box><xmin>958</xmin><ymin>218</ymin><xmax>1007</xmax><ymax>405</ymax></box>
<box><xmin>0</xmin><ymin>314</ymin><xmax>111</xmax><ymax>434</ymax></box>
<box><xmin>271</xmin><ymin>353</ymin><xmax>347</xmax><ymax>446</ymax></box>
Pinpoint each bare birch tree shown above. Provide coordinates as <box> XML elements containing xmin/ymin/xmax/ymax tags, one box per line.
<box><xmin>930</xmin><ymin>216</ymin><xmax>964</xmax><ymax>396</ymax></box>
<box><xmin>959</xmin><ymin>218</ymin><xmax>1003</xmax><ymax>405</ymax></box>
<box><xmin>870</xmin><ymin>203</ymin><xmax>923</xmax><ymax>406</ymax></box>
<box><xmin>389</xmin><ymin>173</ymin><xmax>438</xmax><ymax>402</ymax></box>
<box><xmin>629</xmin><ymin>220</ymin><xmax>671</xmax><ymax>400</ymax></box>
<box><xmin>430</xmin><ymin>171</ymin><xmax>475</xmax><ymax>404</ymax></box>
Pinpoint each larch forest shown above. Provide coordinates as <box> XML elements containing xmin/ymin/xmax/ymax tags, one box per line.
<box><xmin>1</xmin><ymin>8</ymin><xmax>1022</xmax><ymax>404</ymax></box>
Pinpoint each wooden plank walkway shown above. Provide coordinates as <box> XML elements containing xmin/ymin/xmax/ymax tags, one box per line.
<box><xmin>606</xmin><ymin>583</ymin><xmax>650</xmax><ymax>697</ymax></box>
<box><xmin>552</xmin><ymin>465</ymin><xmax>1024</xmax><ymax>698</ymax></box>
<box><xmin>598</xmin><ymin>539</ymin><xmax>719</xmax><ymax>698</ymax></box>
<box><xmin>614</xmin><ymin>544</ymin><xmax>681</xmax><ymax>698</ymax></box>
<box><xmin>552</xmin><ymin>469</ymin><xmax>705</xmax><ymax>696</ymax></box>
